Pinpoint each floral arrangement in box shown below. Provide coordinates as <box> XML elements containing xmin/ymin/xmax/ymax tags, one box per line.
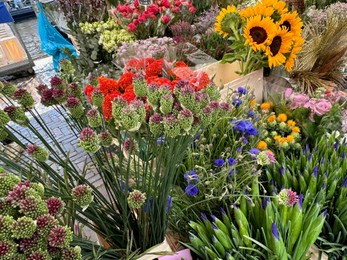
<box><xmin>114</xmin><ymin>0</ymin><xmax>196</xmax><ymax>39</ymax></box>
<box><xmin>0</xmin><ymin>173</ymin><xmax>82</xmax><ymax>259</ymax></box>
<box><xmin>214</xmin><ymin>0</ymin><xmax>304</xmax><ymax>75</ymax></box>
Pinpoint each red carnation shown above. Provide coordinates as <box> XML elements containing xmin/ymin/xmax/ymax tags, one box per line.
<box><xmin>162</xmin><ymin>15</ymin><xmax>171</xmax><ymax>24</ymax></box>
<box><xmin>145</xmin><ymin>59</ymin><xmax>164</xmax><ymax>78</ymax></box>
<box><xmin>102</xmin><ymin>92</ymin><xmax>120</xmax><ymax>122</ymax></box>
<box><xmin>84</xmin><ymin>85</ymin><xmax>94</xmax><ymax>102</ymax></box>
<box><xmin>117</xmin><ymin>72</ymin><xmax>134</xmax><ymax>93</ymax></box>
<box><xmin>98</xmin><ymin>77</ymin><xmax>118</xmax><ymax>95</ymax></box>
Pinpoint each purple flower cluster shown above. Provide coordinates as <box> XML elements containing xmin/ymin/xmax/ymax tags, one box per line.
<box><xmin>193</xmin><ymin>6</ymin><xmax>220</xmax><ymax>34</ymax></box>
<box><xmin>231</xmin><ymin>120</ymin><xmax>258</xmax><ymax>136</ymax></box>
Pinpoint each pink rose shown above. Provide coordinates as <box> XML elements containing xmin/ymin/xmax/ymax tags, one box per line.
<box><xmin>303</xmin><ymin>98</ymin><xmax>317</xmax><ymax>109</ymax></box>
<box><xmin>284</xmin><ymin>88</ymin><xmax>293</xmax><ymax>99</ymax></box>
<box><xmin>162</xmin><ymin>15</ymin><xmax>171</xmax><ymax>24</ymax></box>
<box><xmin>289</xmin><ymin>93</ymin><xmax>310</xmax><ymax>109</ymax></box>
<box><xmin>313</xmin><ymin>99</ymin><xmax>332</xmax><ymax>116</ymax></box>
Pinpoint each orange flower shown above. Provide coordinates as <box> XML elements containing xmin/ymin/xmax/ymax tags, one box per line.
<box><xmin>257</xmin><ymin>141</ymin><xmax>268</xmax><ymax>150</ymax></box>
<box><xmin>268</xmin><ymin>115</ymin><xmax>276</xmax><ymax>122</ymax></box>
<box><xmin>260</xmin><ymin>102</ymin><xmax>272</xmax><ymax>110</ymax></box>
<box><xmin>274</xmin><ymin>135</ymin><xmax>281</xmax><ymax>141</ymax></box>
<box><xmin>287</xmin><ymin>120</ymin><xmax>296</xmax><ymax>127</ymax></box>
<box><xmin>250</xmin><ymin>99</ymin><xmax>257</xmax><ymax>106</ymax></box>
<box><xmin>292</xmin><ymin>126</ymin><xmax>300</xmax><ymax>133</ymax></box>
<box><xmin>278</xmin><ymin>113</ymin><xmax>287</xmax><ymax>122</ymax></box>
<box><xmin>279</xmin><ymin>137</ymin><xmax>287</xmax><ymax>144</ymax></box>
<box><xmin>286</xmin><ymin>135</ymin><xmax>295</xmax><ymax>142</ymax></box>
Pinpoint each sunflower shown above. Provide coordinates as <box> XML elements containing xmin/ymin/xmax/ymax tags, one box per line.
<box><xmin>284</xmin><ymin>37</ymin><xmax>304</xmax><ymax>72</ymax></box>
<box><xmin>262</xmin><ymin>0</ymin><xmax>288</xmax><ymax>22</ymax></box>
<box><xmin>244</xmin><ymin>15</ymin><xmax>277</xmax><ymax>51</ymax></box>
<box><xmin>279</xmin><ymin>11</ymin><xmax>303</xmax><ymax>37</ymax></box>
<box><xmin>239</xmin><ymin>3</ymin><xmax>274</xmax><ymax>19</ymax></box>
<box><xmin>266</xmin><ymin>27</ymin><xmax>293</xmax><ymax>68</ymax></box>
<box><xmin>215</xmin><ymin>5</ymin><xmax>240</xmax><ymax>38</ymax></box>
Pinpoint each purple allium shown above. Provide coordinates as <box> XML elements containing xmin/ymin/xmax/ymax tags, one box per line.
<box><xmin>12</xmin><ymin>216</ymin><xmax>36</xmax><ymax>239</ymax></box>
<box><xmin>13</xmin><ymin>88</ymin><xmax>27</xmax><ymax>99</ymax></box>
<box><xmin>27</xmin><ymin>250</ymin><xmax>51</xmax><ymax>260</ymax></box>
<box><xmin>209</xmin><ymin>101</ymin><xmax>219</xmax><ymax>110</ymax></box>
<box><xmin>68</xmin><ymin>83</ymin><xmax>79</xmax><ymax>92</ymax></box>
<box><xmin>18</xmin><ymin>195</ymin><xmax>47</xmax><ymax>218</ymax></box>
<box><xmin>123</xmin><ymin>138</ymin><xmax>137</xmax><ymax>153</ymax></box>
<box><xmin>175</xmin><ymin>80</ymin><xmax>189</xmax><ymax>90</ymax></box>
<box><xmin>185</xmin><ymin>184</ymin><xmax>198</xmax><ymax>196</ymax></box>
<box><xmin>180</xmin><ymin>85</ymin><xmax>195</xmax><ymax>95</ymax></box>
<box><xmin>184</xmin><ymin>170</ymin><xmax>199</xmax><ymax>184</ymax></box>
<box><xmin>26</xmin><ymin>144</ymin><xmax>39</xmax><ymax>155</ymax></box>
<box><xmin>0</xmin><ymin>215</ymin><xmax>14</xmax><ymax>239</ymax></box>
<box><xmin>19</xmin><ymin>232</ymin><xmax>39</xmax><ymax>253</ymax></box>
<box><xmin>48</xmin><ymin>225</ymin><xmax>72</xmax><ymax>248</ymax></box>
<box><xmin>36</xmin><ymin>84</ymin><xmax>48</xmax><ymax>94</ymax></box>
<box><xmin>3</xmin><ymin>106</ymin><xmax>17</xmax><ymax>118</ymax></box>
<box><xmin>232</xmin><ymin>98</ymin><xmax>243</xmax><ymax>108</ymax></box>
<box><xmin>25</xmin><ymin>144</ymin><xmax>49</xmax><ymax>162</ymax></box>
<box><xmin>278</xmin><ymin>189</ymin><xmax>299</xmax><ymax>207</ymax></box>
<box><xmin>79</xmin><ymin>128</ymin><xmax>96</xmax><ymax>142</ymax></box>
<box><xmin>36</xmin><ymin>214</ymin><xmax>57</xmax><ymax>234</ymax></box>
<box><xmin>52</xmin><ymin>88</ymin><xmax>65</xmax><ymax>100</ymax></box>
<box><xmin>272</xmin><ymin>223</ymin><xmax>279</xmax><ymax>240</ymax></box>
<box><xmin>61</xmin><ymin>246</ymin><xmax>82</xmax><ymax>260</ymax></box>
<box><xmin>112</xmin><ymin>96</ymin><xmax>127</xmax><ymax>120</ymax></box>
<box><xmin>50</xmin><ymin>76</ymin><xmax>62</xmax><ymax>87</ymax></box>
<box><xmin>127</xmin><ymin>189</ymin><xmax>146</xmax><ymax>209</ymax></box>
<box><xmin>219</xmin><ymin>102</ymin><xmax>231</xmax><ymax>112</ymax></box>
<box><xmin>130</xmin><ymin>99</ymin><xmax>144</xmax><ymax>109</ymax></box>
<box><xmin>71</xmin><ymin>185</ymin><xmax>93</xmax><ymax>207</ymax></box>
<box><xmin>228</xmin><ymin>157</ymin><xmax>236</xmax><ymax>166</ymax></box>
<box><xmin>86</xmin><ymin>108</ymin><xmax>98</xmax><ymax>118</ymax></box>
<box><xmin>148</xmin><ymin>82</ymin><xmax>160</xmax><ymax>91</ymax></box>
<box><xmin>40</xmin><ymin>89</ymin><xmax>55</xmax><ymax>106</ymax></box>
<box><xmin>91</xmin><ymin>89</ymin><xmax>104</xmax><ymax>107</ymax></box>
<box><xmin>202</xmin><ymin>105</ymin><xmax>213</xmax><ymax>115</ymax></box>
<box><xmin>45</xmin><ymin>197</ymin><xmax>63</xmax><ymax>216</ymax></box>
<box><xmin>150</xmin><ymin>113</ymin><xmax>163</xmax><ymax>124</ymax></box>
<box><xmin>214</xmin><ymin>158</ymin><xmax>225</xmax><ymax>167</ymax></box>
<box><xmin>238</xmin><ymin>87</ymin><xmax>247</xmax><ymax>95</ymax></box>
<box><xmin>7</xmin><ymin>184</ymin><xmax>28</xmax><ymax>205</ymax></box>
<box><xmin>0</xmin><ymin>240</ymin><xmax>17</xmax><ymax>258</ymax></box>
<box><xmin>163</xmin><ymin>114</ymin><xmax>181</xmax><ymax>138</ymax></box>
<box><xmin>98</xmin><ymin>131</ymin><xmax>113</xmax><ymax>147</ymax></box>
<box><xmin>65</xmin><ymin>96</ymin><xmax>80</xmax><ymax>108</ymax></box>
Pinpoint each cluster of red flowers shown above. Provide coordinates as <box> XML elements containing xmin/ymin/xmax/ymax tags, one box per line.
<box><xmin>115</xmin><ymin>0</ymin><xmax>195</xmax><ymax>34</ymax></box>
<box><xmin>84</xmin><ymin>58</ymin><xmax>210</xmax><ymax>121</ymax></box>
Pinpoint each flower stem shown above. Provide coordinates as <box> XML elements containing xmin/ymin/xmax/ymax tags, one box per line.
<box><xmin>243</xmin><ymin>46</ymin><xmax>253</xmax><ymax>75</ymax></box>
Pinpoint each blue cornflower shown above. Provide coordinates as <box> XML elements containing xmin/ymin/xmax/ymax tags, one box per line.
<box><xmin>184</xmin><ymin>170</ymin><xmax>199</xmax><ymax>184</ymax></box>
<box><xmin>232</xmin><ymin>120</ymin><xmax>258</xmax><ymax>136</ymax></box>
<box><xmin>248</xmin><ymin>110</ymin><xmax>255</xmax><ymax>118</ymax></box>
<box><xmin>249</xmin><ymin>148</ymin><xmax>260</xmax><ymax>155</ymax></box>
<box><xmin>228</xmin><ymin>169</ymin><xmax>238</xmax><ymax>177</ymax></box>
<box><xmin>242</xmin><ymin>136</ymin><xmax>248</xmax><ymax>144</ymax></box>
<box><xmin>238</xmin><ymin>87</ymin><xmax>247</xmax><ymax>95</ymax></box>
<box><xmin>185</xmin><ymin>184</ymin><xmax>198</xmax><ymax>196</ymax></box>
<box><xmin>228</xmin><ymin>157</ymin><xmax>236</xmax><ymax>166</ymax></box>
<box><xmin>214</xmin><ymin>158</ymin><xmax>225</xmax><ymax>167</ymax></box>
<box><xmin>237</xmin><ymin>147</ymin><xmax>242</xmax><ymax>153</ymax></box>
<box><xmin>232</xmin><ymin>98</ymin><xmax>243</xmax><ymax>108</ymax></box>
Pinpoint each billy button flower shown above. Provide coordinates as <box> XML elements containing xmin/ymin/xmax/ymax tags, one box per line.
<box><xmin>86</xmin><ymin>108</ymin><xmax>102</xmax><ymax>128</ymax></box>
<box><xmin>65</xmin><ymin>96</ymin><xmax>84</xmax><ymax>119</ymax></box>
<box><xmin>12</xmin><ymin>216</ymin><xmax>36</xmax><ymax>239</ymax></box>
<box><xmin>91</xmin><ymin>89</ymin><xmax>104</xmax><ymax>108</ymax></box>
<box><xmin>78</xmin><ymin>128</ymin><xmax>100</xmax><ymax>154</ymax></box>
<box><xmin>26</xmin><ymin>144</ymin><xmax>49</xmax><ymax>162</ymax></box>
<box><xmin>98</xmin><ymin>130</ymin><xmax>113</xmax><ymax>147</ymax></box>
<box><xmin>257</xmin><ymin>140</ymin><xmax>268</xmax><ymax>150</ymax></box>
<box><xmin>13</xmin><ymin>89</ymin><xmax>35</xmax><ymax>108</ymax></box>
<box><xmin>149</xmin><ymin>113</ymin><xmax>164</xmax><ymax>137</ymax></box>
<box><xmin>71</xmin><ymin>185</ymin><xmax>94</xmax><ymax>208</ymax></box>
<box><xmin>4</xmin><ymin>106</ymin><xmax>29</xmax><ymax>126</ymax></box>
<box><xmin>127</xmin><ymin>190</ymin><xmax>146</xmax><ymax>209</ymax></box>
<box><xmin>163</xmin><ymin>114</ymin><xmax>181</xmax><ymax>138</ymax></box>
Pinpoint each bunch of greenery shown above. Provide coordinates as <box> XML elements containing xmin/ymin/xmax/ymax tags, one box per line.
<box><xmin>266</xmin><ymin>134</ymin><xmax>347</xmax><ymax>257</ymax></box>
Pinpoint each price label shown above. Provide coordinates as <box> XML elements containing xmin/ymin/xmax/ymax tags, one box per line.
<box><xmin>139</xmin><ymin>0</ymin><xmax>151</xmax><ymax>5</ymax></box>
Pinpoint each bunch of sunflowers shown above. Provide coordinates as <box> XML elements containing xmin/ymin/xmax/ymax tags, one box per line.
<box><xmin>215</xmin><ymin>0</ymin><xmax>304</xmax><ymax>74</ymax></box>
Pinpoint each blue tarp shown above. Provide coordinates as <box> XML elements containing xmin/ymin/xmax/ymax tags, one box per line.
<box><xmin>0</xmin><ymin>3</ymin><xmax>14</xmax><ymax>23</ymax></box>
<box><xmin>37</xmin><ymin>2</ymin><xmax>76</xmax><ymax>70</ymax></box>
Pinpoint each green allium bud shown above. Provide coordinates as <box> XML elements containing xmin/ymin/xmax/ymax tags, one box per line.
<box><xmin>78</xmin><ymin>128</ymin><xmax>100</xmax><ymax>154</ymax></box>
<box><xmin>112</xmin><ymin>96</ymin><xmax>127</xmax><ymax>122</ymax></box>
<box><xmin>147</xmin><ymin>83</ymin><xmax>160</xmax><ymax>107</ymax></box>
<box><xmin>48</xmin><ymin>225</ymin><xmax>72</xmax><ymax>248</ymax></box>
<box><xmin>91</xmin><ymin>89</ymin><xmax>104</xmax><ymax>108</ymax></box>
<box><xmin>0</xmin><ymin>198</ymin><xmax>16</xmax><ymax>216</ymax></box>
<box><xmin>178</xmin><ymin>109</ymin><xmax>193</xmax><ymax>133</ymax></box>
<box><xmin>62</xmin><ymin>246</ymin><xmax>82</xmax><ymax>260</ymax></box>
<box><xmin>163</xmin><ymin>114</ymin><xmax>181</xmax><ymax>138</ymax></box>
<box><xmin>0</xmin><ymin>173</ymin><xmax>21</xmax><ymax>197</ymax></box>
<box><xmin>72</xmin><ymin>185</ymin><xmax>93</xmax><ymax>207</ymax></box>
<box><xmin>30</xmin><ymin>183</ymin><xmax>44</xmax><ymax>197</ymax></box>
<box><xmin>13</xmin><ymin>89</ymin><xmax>35</xmax><ymax>108</ymax></box>
<box><xmin>86</xmin><ymin>108</ymin><xmax>102</xmax><ymax>128</ymax></box>
<box><xmin>127</xmin><ymin>189</ymin><xmax>146</xmax><ymax>209</ymax></box>
<box><xmin>0</xmin><ymin>129</ymin><xmax>8</xmax><ymax>142</ymax></box>
<box><xmin>120</xmin><ymin>106</ymin><xmax>141</xmax><ymax>132</ymax></box>
<box><xmin>26</xmin><ymin>144</ymin><xmax>49</xmax><ymax>162</ymax></box>
<box><xmin>268</xmin><ymin>121</ymin><xmax>277</xmax><ymax>128</ymax></box>
<box><xmin>149</xmin><ymin>113</ymin><xmax>163</xmax><ymax>137</ymax></box>
<box><xmin>0</xmin><ymin>82</ymin><xmax>17</xmax><ymax>97</ymax></box>
<box><xmin>98</xmin><ymin>131</ymin><xmax>113</xmax><ymax>147</ymax></box>
<box><xmin>0</xmin><ymin>215</ymin><xmax>14</xmax><ymax>240</ymax></box>
<box><xmin>133</xmin><ymin>78</ymin><xmax>147</xmax><ymax>98</ymax></box>
<box><xmin>0</xmin><ymin>110</ymin><xmax>10</xmax><ymax>127</ymax></box>
<box><xmin>4</xmin><ymin>106</ymin><xmax>29</xmax><ymax>126</ymax></box>
<box><xmin>178</xmin><ymin>86</ymin><xmax>200</xmax><ymax>114</ymax></box>
<box><xmin>12</xmin><ymin>216</ymin><xmax>36</xmax><ymax>239</ymax></box>
<box><xmin>160</xmin><ymin>94</ymin><xmax>174</xmax><ymax>115</ymax></box>
<box><xmin>205</xmin><ymin>84</ymin><xmax>220</xmax><ymax>101</ymax></box>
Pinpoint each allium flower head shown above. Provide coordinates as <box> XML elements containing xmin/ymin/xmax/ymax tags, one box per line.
<box><xmin>26</xmin><ymin>144</ymin><xmax>49</xmax><ymax>162</ymax></box>
<box><xmin>36</xmin><ymin>214</ymin><xmax>57</xmax><ymax>235</ymax></box>
<box><xmin>278</xmin><ymin>189</ymin><xmax>299</xmax><ymax>207</ymax></box>
<box><xmin>52</xmin><ymin>88</ymin><xmax>65</xmax><ymax>103</ymax></box>
<box><xmin>78</xmin><ymin>128</ymin><xmax>100</xmax><ymax>153</ymax></box>
<box><xmin>163</xmin><ymin>114</ymin><xmax>181</xmax><ymax>138</ymax></box>
<box><xmin>72</xmin><ymin>185</ymin><xmax>93</xmax><ymax>207</ymax></box>
<box><xmin>19</xmin><ymin>195</ymin><xmax>48</xmax><ymax>218</ymax></box>
<box><xmin>0</xmin><ymin>240</ymin><xmax>17</xmax><ymax>258</ymax></box>
<box><xmin>91</xmin><ymin>89</ymin><xmax>104</xmax><ymax>107</ymax></box>
<box><xmin>62</xmin><ymin>246</ymin><xmax>82</xmax><ymax>260</ymax></box>
<box><xmin>50</xmin><ymin>76</ymin><xmax>63</xmax><ymax>87</ymax></box>
<box><xmin>19</xmin><ymin>232</ymin><xmax>39</xmax><ymax>253</ymax></box>
<box><xmin>219</xmin><ymin>102</ymin><xmax>231</xmax><ymax>112</ymax></box>
<box><xmin>79</xmin><ymin>128</ymin><xmax>96</xmax><ymax>142</ymax></box>
<box><xmin>149</xmin><ymin>113</ymin><xmax>164</xmax><ymax>136</ymax></box>
<box><xmin>4</xmin><ymin>106</ymin><xmax>28</xmax><ymax>126</ymax></box>
<box><xmin>0</xmin><ymin>173</ymin><xmax>20</xmax><ymax>197</ymax></box>
<box><xmin>48</xmin><ymin>225</ymin><xmax>73</xmax><ymax>248</ymax></box>
<box><xmin>256</xmin><ymin>151</ymin><xmax>271</xmax><ymax>166</ymax></box>
<box><xmin>65</xmin><ymin>96</ymin><xmax>80</xmax><ymax>108</ymax></box>
<box><xmin>40</xmin><ymin>89</ymin><xmax>55</xmax><ymax>106</ymax></box>
<box><xmin>0</xmin><ymin>110</ymin><xmax>10</xmax><ymax>128</ymax></box>
<box><xmin>45</xmin><ymin>197</ymin><xmax>63</xmax><ymax>216</ymax></box>
<box><xmin>7</xmin><ymin>184</ymin><xmax>29</xmax><ymax>205</ymax></box>
<box><xmin>98</xmin><ymin>131</ymin><xmax>113</xmax><ymax>147</ymax></box>
<box><xmin>36</xmin><ymin>84</ymin><xmax>48</xmax><ymax>94</ymax></box>
<box><xmin>12</xmin><ymin>216</ymin><xmax>36</xmax><ymax>239</ymax></box>
<box><xmin>178</xmin><ymin>108</ymin><xmax>194</xmax><ymax>132</ymax></box>
<box><xmin>123</xmin><ymin>138</ymin><xmax>137</xmax><ymax>153</ymax></box>
<box><xmin>127</xmin><ymin>189</ymin><xmax>146</xmax><ymax>209</ymax></box>
<box><xmin>26</xmin><ymin>250</ymin><xmax>51</xmax><ymax>260</ymax></box>
<box><xmin>0</xmin><ymin>215</ymin><xmax>14</xmax><ymax>239</ymax></box>
<box><xmin>86</xmin><ymin>108</ymin><xmax>102</xmax><ymax>128</ymax></box>
<box><xmin>133</xmin><ymin>78</ymin><xmax>147</xmax><ymax>98</ymax></box>
<box><xmin>160</xmin><ymin>93</ymin><xmax>174</xmax><ymax>115</ymax></box>
<box><xmin>0</xmin><ymin>81</ymin><xmax>17</xmax><ymax>97</ymax></box>
<box><xmin>112</xmin><ymin>96</ymin><xmax>127</xmax><ymax>121</ymax></box>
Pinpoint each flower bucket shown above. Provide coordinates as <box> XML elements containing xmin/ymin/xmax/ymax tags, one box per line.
<box><xmin>197</xmin><ymin>61</ymin><xmax>264</xmax><ymax>102</ymax></box>
<box><xmin>137</xmin><ymin>239</ymin><xmax>173</xmax><ymax>260</ymax></box>
<box><xmin>307</xmin><ymin>245</ymin><xmax>328</xmax><ymax>260</ymax></box>
<box><xmin>158</xmin><ymin>249</ymin><xmax>192</xmax><ymax>260</ymax></box>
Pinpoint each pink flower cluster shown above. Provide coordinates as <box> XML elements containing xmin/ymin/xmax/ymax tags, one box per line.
<box><xmin>115</xmin><ymin>0</ymin><xmax>195</xmax><ymax>35</ymax></box>
<box><xmin>285</xmin><ymin>88</ymin><xmax>332</xmax><ymax>121</ymax></box>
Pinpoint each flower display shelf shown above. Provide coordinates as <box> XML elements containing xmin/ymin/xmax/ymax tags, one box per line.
<box><xmin>198</xmin><ymin>61</ymin><xmax>264</xmax><ymax>102</ymax></box>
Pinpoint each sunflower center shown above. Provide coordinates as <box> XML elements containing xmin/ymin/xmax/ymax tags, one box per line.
<box><xmin>221</xmin><ymin>14</ymin><xmax>236</xmax><ymax>34</ymax></box>
<box><xmin>281</xmin><ymin>21</ymin><xmax>291</xmax><ymax>31</ymax></box>
<box><xmin>270</xmin><ymin>36</ymin><xmax>282</xmax><ymax>56</ymax></box>
<box><xmin>250</xmin><ymin>27</ymin><xmax>268</xmax><ymax>44</ymax></box>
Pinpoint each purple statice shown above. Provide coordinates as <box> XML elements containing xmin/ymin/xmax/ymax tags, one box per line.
<box><xmin>193</xmin><ymin>6</ymin><xmax>220</xmax><ymax>34</ymax></box>
<box><xmin>185</xmin><ymin>184</ymin><xmax>198</xmax><ymax>196</ymax></box>
<box><xmin>214</xmin><ymin>158</ymin><xmax>225</xmax><ymax>167</ymax></box>
<box><xmin>170</xmin><ymin>20</ymin><xmax>195</xmax><ymax>42</ymax></box>
<box><xmin>184</xmin><ymin>170</ymin><xmax>199</xmax><ymax>184</ymax></box>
